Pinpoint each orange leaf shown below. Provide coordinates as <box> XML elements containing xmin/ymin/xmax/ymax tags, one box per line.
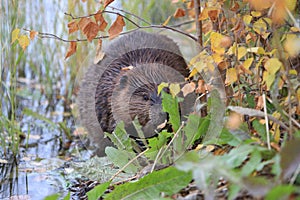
<box><xmin>248</xmin><ymin>0</ymin><xmax>272</xmax><ymax>11</ymax></box>
<box><xmin>108</xmin><ymin>15</ymin><xmax>125</xmax><ymax>39</ymax></box>
<box><xmin>94</xmin><ymin>11</ymin><xmax>108</xmax><ymax>31</ymax></box>
<box><xmin>94</xmin><ymin>39</ymin><xmax>105</xmax><ymax>64</ymax></box>
<box><xmin>272</xmin><ymin>0</ymin><xmax>287</xmax><ymax>25</ymax></box>
<box><xmin>68</xmin><ymin>20</ymin><xmax>79</xmax><ymax>34</ymax></box>
<box><xmin>29</xmin><ymin>30</ymin><xmax>38</xmax><ymax>40</ymax></box>
<box><xmin>83</xmin><ymin>22</ymin><xmax>100</xmax><ymax>42</ymax></box>
<box><xmin>173</xmin><ymin>8</ymin><xmax>185</xmax><ymax>18</ymax></box>
<box><xmin>181</xmin><ymin>82</ymin><xmax>195</xmax><ymax>97</ymax></box>
<box><xmin>65</xmin><ymin>41</ymin><xmax>77</xmax><ymax>59</ymax></box>
<box><xmin>103</xmin><ymin>0</ymin><xmax>114</xmax><ymax>8</ymax></box>
<box><xmin>78</xmin><ymin>17</ymin><xmax>92</xmax><ymax>31</ymax></box>
<box><xmin>18</xmin><ymin>35</ymin><xmax>30</xmax><ymax>50</ymax></box>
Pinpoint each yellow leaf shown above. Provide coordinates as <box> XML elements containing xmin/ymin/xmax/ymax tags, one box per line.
<box><xmin>284</xmin><ymin>34</ymin><xmax>300</xmax><ymax>57</ymax></box>
<box><xmin>11</xmin><ymin>28</ymin><xmax>20</xmax><ymax>44</ymax></box>
<box><xmin>225</xmin><ymin>68</ymin><xmax>238</xmax><ymax>85</ymax></box>
<box><xmin>243</xmin><ymin>58</ymin><xmax>254</xmax><ymax>70</ymax></box>
<box><xmin>18</xmin><ymin>35</ymin><xmax>30</xmax><ymax>50</ymax></box>
<box><xmin>264</xmin><ymin>58</ymin><xmax>282</xmax><ymax>74</ymax></box>
<box><xmin>285</xmin><ymin>0</ymin><xmax>297</xmax><ymax>11</ymax></box>
<box><xmin>162</xmin><ymin>16</ymin><xmax>172</xmax><ymax>26</ymax></box>
<box><xmin>251</xmin><ymin>11</ymin><xmax>261</xmax><ymax>17</ymax></box>
<box><xmin>243</xmin><ymin>15</ymin><xmax>252</xmax><ymax>26</ymax></box>
<box><xmin>169</xmin><ymin>83</ymin><xmax>179</xmax><ymax>96</ymax></box>
<box><xmin>247</xmin><ymin>47</ymin><xmax>265</xmax><ymax>55</ymax></box>
<box><xmin>253</xmin><ymin>19</ymin><xmax>267</xmax><ymax>34</ymax></box>
<box><xmin>158</xmin><ymin>82</ymin><xmax>169</xmax><ymax>95</ymax></box>
<box><xmin>210</xmin><ymin>32</ymin><xmax>225</xmax><ymax>55</ymax></box>
<box><xmin>237</xmin><ymin>47</ymin><xmax>247</xmax><ymax>60</ymax></box>
<box><xmin>263</xmin><ymin>71</ymin><xmax>275</xmax><ymax>90</ymax></box>
<box><xmin>212</xmin><ymin>54</ymin><xmax>223</xmax><ymax>64</ymax></box>
<box><xmin>188</xmin><ymin>68</ymin><xmax>198</xmax><ymax>78</ymax></box>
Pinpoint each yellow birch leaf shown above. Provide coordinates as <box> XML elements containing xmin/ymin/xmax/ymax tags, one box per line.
<box><xmin>158</xmin><ymin>82</ymin><xmax>169</xmax><ymax>95</ymax></box>
<box><xmin>237</xmin><ymin>46</ymin><xmax>247</xmax><ymax>60</ymax></box>
<box><xmin>18</xmin><ymin>35</ymin><xmax>30</xmax><ymax>50</ymax></box>
<box><xmin>247</xmin><ymin>47</ymin><xmax>265</xmax><ymax>55</ymax></box>
<box><xmin>264</xmin><ymin>58</ymin><xmax>282</xmax><ymax>74</ymax></box>
<box><xmin>210</xmin><ymin>32</ymin><xmax>225</xmax><ymax>55</ymax></box>
<box><xmin>170</xmin><ymin>83</ymin><xmax>180</xmax><ymax>97</ymax></box>
<box><xmin>284</xmin><ymin>34</ymin><xmax>300</xmax><ymax>57</ymax></box>
<box><xmin>225</xmin><ymin>68</ymin><xmax>238</xmax><ymax>85</ymax></box>
<box><xmin>253</xmin><ymin>19</ymin><xmax>267</xmax><ymax>34</ymax></box>
<box><xmin>188</xmin><ymin>68</ymin><xmax>198</xmax><ymax>78</ymax></box>
<box><xmin>212</xmin><ymin>54</ymin><xmax>223</xmax><ymax>64</ymax></box>
<box><xmin>11</xmin><ymin>28</ymin><xmax>20</xmax><ymax>44</ymax></box>
<box><xmin>243</xmin><ymin>57</ymin><xmax>254</xmax><ymax>70</ymax></box>
<box><xmin>243</xmin><ymin>15</ymin><xmax>252</xmax><ymax>26</ymax></box>
<box><xmin>285</xmin><ymin>0</ymin><xmax>297</xmax><ymax>11</ymax></box>
<box><xmin>251</xmin><ymin>11</ymin><xmax>261</xmax><ymax>17</ymax></box>
<box><xmin>263</xmin><ymin>71</ymin><xmax>275</xmax><ymax>90</ymax></box>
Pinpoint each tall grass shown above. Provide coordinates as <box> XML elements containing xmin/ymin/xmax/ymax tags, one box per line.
<box><xmin>0</xmin><ymin>0</ymin><xmax>24</xmax><ymax>156</ymax></box>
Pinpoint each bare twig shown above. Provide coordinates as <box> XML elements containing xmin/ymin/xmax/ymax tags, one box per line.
<box><xmin>194</xmin><ymin>0</ymin><xmax>202</xmax><ymax>46</ymax></box>
<box><xmin>263</xmin><ymin>93</ymin><xmax>271</xmax><ymax>150</ymax></box>
<box><xmin>108</xmin><ymin>6</ymin><xmax>151</xmax><ymax>25</ymax></box>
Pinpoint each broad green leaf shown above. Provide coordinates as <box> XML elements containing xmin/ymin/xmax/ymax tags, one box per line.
<box><xmin>44</xmin><ymin>194</ymin><xmax>59</xmax><ymax>200</ymax></box>
<box><xmin>105</xmin><ymin>167</ymin><xmax>192</xmax><ymax>200</ymax></box>
<box><xmin>11</xmin><ymin>28</ymin><xmax>20</xmax><ymax>44</ymax></box>
<box><xmin>161</xmin><ymin>92</ymin><xmax>180</xmax><ymax>131</ymax></box>
<box><xmin>241</xmin><ymin>148</ymin><xmax>262</xmax><ymax>176</ymax></box>
<box><xmin>105</xmin><ymin>147</ymin><xmax>139</xmax><ymax>173</ymax></box>
<box><xmin>223</xmin><ymin>145</ymin><xmax>254</xmax><ymax>168</ymax></box>
<box><xmin>105</xmin><ymin>122</ymin><xmax>132</xmax><ymax>151</ymax></box>
<box><xmin>266</xmin><ymin>185</ymin><xmax>298</xmax><ymax>200</ymax></box>
<box><xmin>252</xmin><ymin>119</ymin><xmax>267</xmax><ymax>142</ymax></box>
<box><xmin>87</xmin><ymin>181</ymin><xmax>110</xmax><ymax>200</ymax></box>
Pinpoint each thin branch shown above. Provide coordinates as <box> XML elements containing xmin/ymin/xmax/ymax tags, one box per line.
<box><xmin>108</xmin><ymin>6</ymin><xmax>151</xmax><ymax>25</ymax></box>
<box><xmin>64</xmin><ymin>10</ymin><xmax>141</xmax><ymax>28</ymax></box>
<box><xmin>263</xmin><ymin>93</ymin><xmax>271</xmax><ymax>150</ymax></box>
<box><xmin>194</xmin><ymin>0</ymin><xmax>202</xmax><ymax>46</ymax></box>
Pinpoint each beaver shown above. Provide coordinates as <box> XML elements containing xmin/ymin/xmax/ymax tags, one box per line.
<box><xmin>78</xmin><ymin>31</ymin><xmax>189</xmax><ymax>155</ymax></box>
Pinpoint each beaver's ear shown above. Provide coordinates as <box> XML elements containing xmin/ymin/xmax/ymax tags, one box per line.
<box><xmin>119</xmin><ymin>75</ymin><xmax>128</xmax><ymax>89</ymax></box>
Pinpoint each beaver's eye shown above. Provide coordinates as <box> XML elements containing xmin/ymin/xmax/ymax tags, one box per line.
<box><xmin>143</xmin><ymin>95</ymin><xmax>149</xmax><ymax>101</ymax></box>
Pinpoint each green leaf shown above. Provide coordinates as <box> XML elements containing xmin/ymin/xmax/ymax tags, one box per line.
<box><xmin>265</xmin><ymin>185</ymin><xmax>298</xmax><ymax>200</ymax></box>
<box><xmin>105</xmin><ymin>122</ymin><xmax>132</xmax><ymax>151</ymax></box>
<box><xmin>43</xmin><ymin>194</ymin><xmax>59</xmax><ymax>200</ymax></box>
<box><xmin>252</xmin><ymin>119</ymin><xmax>267</xmax><ymax>142</ymax></box>
<box><xmin>161</xmin><ymin>91</ymin><xmax>180</xmax><ymax>131</ymax></box>
<box><xmin>223</xmin><ymin>145</ymin><xmax>254</xmax><ymax>168</ymax></box>
<box><xmin>105</xmin><ymin>147</ymin><xmax>139</xmax><ymax>173</ymax></box>
<box><xmin>87</xmin><ymin>181</ymin><xmax>110</xmax><ymax>200</ymax></box>
<box><xmin>241</xmin><ymin>148</ymin><xmax>262</xmax><ymax>176</ymax></box>
<box><xmin>104</xmin><ymin>167</ymin><xmax>192</xmax><ymax>200</ymax></box>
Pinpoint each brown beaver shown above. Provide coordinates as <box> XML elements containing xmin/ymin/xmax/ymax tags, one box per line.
<box><xmin>78</xmin><ymin>31</ymin><xmax>189</xmax><ymax>155</ymax></box>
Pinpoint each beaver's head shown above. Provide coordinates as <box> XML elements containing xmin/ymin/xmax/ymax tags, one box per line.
<box><xmin>111</xmin><ymin>63</ymin><xmax>184</xmax><ymax>138</ymax></box>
